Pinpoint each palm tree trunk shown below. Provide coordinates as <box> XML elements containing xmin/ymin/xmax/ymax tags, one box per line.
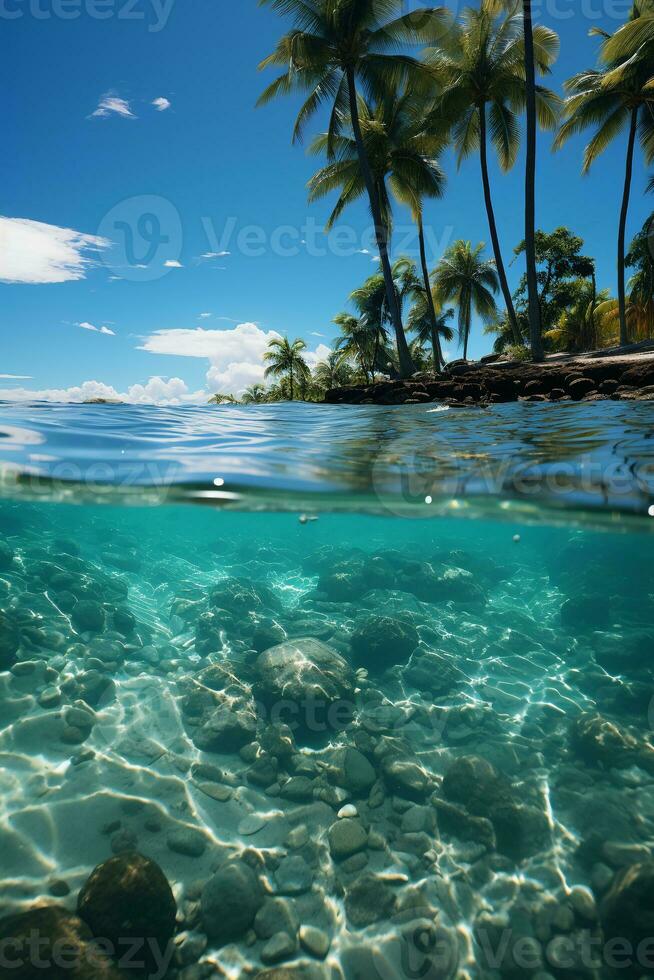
<box><xmin>289</xmin><ymin>365</ymin><xmax>294</xmax><ymax>401</ymax></box>
<box><xmin>478</xmin><ymin>103</ymin><xmax>521</xmax><ymax>347</ymax></box>
<box><xmin>523</xmin><ymin>0</ymin><xmax>544</xmax><ymax>361</ymax></box>
<box><xmin>345</xmin><ymin>67</ymin><xmax>415</xmax><ymax>378</ymax></box>
<box><xmin>463</xmin><ymin>292</ymin><xmax>472</xmax><ymax>361</ymax></box>
<box><xmin>618</xmin><ymin>108</ymin><xmax>638</xmax><ymax>348</ymax></box>
<box><xmin>418</xmin><ymin>216</ymin><xmax>443</xmax><ymax>374</ymax></box>
<box><xmin>589</xmin><ymin>267</ymin><xmax>597</xmax><ymax>349</ymax></box>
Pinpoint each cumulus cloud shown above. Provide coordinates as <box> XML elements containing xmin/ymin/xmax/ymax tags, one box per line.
<box><xmin>0</xmin><ymin>217</ymin><xmax>108</xmax><ymax>285</ymax></box>
<box><xmin>78</xmin><ymin>321</ymin><xmax>116</xmax><ymax>336</ymax></box>
<box><xmin>152</xmin><ymin>97</ymin><xmax>171</xmax><ymax>112</ymax></box>
<box><xmin>304</xmin><ymin>344</ymin><xmax>332</xmax><ymax>371</ymax></box>
<box><xmin>0</xmin><ymin>377</ymin><xmax>207</xmax><ymax>406</ymax></box>
<box><xmin>91</xmin><ymin>95</ymin><xmax>135</xmax><ymax>119</ymax></box>
<box><xmin>164</xmin><ymin>259</ymin><xmax>183</xmax><ymax>268</ymax></box>
<box><xmin>138</xmin><ymin>322</ymin><xmax>329</xmax><ymax>396</ymax></box>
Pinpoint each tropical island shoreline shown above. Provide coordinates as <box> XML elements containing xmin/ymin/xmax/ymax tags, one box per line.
<box><xmin>323</xmin><ymin>346</ymin><xmax>654</xmax><ymax>406</ymax></box>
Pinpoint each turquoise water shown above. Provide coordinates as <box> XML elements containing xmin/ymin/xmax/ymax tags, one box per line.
<box><xmin>1</xmin><ymin>401</ymin><xmax>654</xmax><ymax>979</ymax></box>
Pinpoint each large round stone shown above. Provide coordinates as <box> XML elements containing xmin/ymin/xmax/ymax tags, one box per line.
<box><xmin>351</xmin><ymin>616</ymin><xmax>419</xmax><ymax>673</ymax></box>
<box><xmin>77</xmin><ymin>853</ymin><xmax>176</xmax><ymax>970</ymax></box>
<box><xmin>254</xmin><ymin>638</ymin><xmax>356</xmax><ymax>738</ymax></box>
<box><xmin>201</xmin><ymin>861</ymin><xmax>264</xmax><ymax>944</ymax></box>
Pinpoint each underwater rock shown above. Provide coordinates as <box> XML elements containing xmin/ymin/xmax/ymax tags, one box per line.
<box><xmin>382</xmin><ymin>756</ymin><xmax>432</xmax><ymax>800</ymax></box>
<box><xmin>192</xmin><ymin>696</ymin><xmax>258</xmax><ymax>753</ymax></box>
<box><xmin>254</xmin><ymin>898</ymin><xmax>299</xmax><ymax>941</ymax></box>
<box><xmin>317</xmin><ymin>555</ymin><xmax>394</xmax><ymax>600</ymax></box>
<box><xmin>328</xmin><ymin>818</ymin><xmax>368</xmax><ymax>860</ymax></box>
<box><xmin>0</xmin><ymin>540</ymin><xmax>14</xmax><ymax>570</ymax></box>
<box><xmin>600</xmin><ymin>862</ymin><xmax>654</xmax><ymax>976</ymax></box>
<box><xmin>333</xmin><ymin>746</ymin><xmax>377</xmax><ymax>796</ymax></box>
<box><xmin>571</xmin><ymin>712</ymin><xmax>654</xmax><ymax>773</ymax></box>
<box><xmin>71</xmin><ymin>599</ymin><xmax>106</xmax><ymax>633</ymax></box>
<box><xmin>275</xmin><ymin>855</ymin><xmax>313</xmax><ymax>895</ymax></box>
<box><xmin>201</xmin><ymin>860</ymin><xmax>264</xmax><ymax>944</ymax></box>
<box><xmin>442</xmin><ymin>755</ymin><xmax>549</xmax><ymax>860</ymax></box>
<box><xmin>404</xmin><ymin>562</ymin><xmax>486</xmax><ymax>605</ymax></box>
<box><xmin>77</xmin><ymin>853</ymin><xmax>176</xmax><ymax>970</ymax></box>
<box><xmin>344</xmin><ymin>874</ymin><xmax>397</xmax><ymax>927</ymax></box>
<box><xmin>0</xmin><ymin>609</ymin><xmax>20</xmax><ymax>668</ymax></box>
<box><xmin>261</xmin><ymin>931</ymin><xmax>297</xmax><ymax>965</ymax></box>
<box><xmin>167</xmin><ymin>827</ymin><xmax>208</xmax><ymax>858</ymax></box>
<box><xmin>0</xmin><ymin>905</ymin><xmax>128</xmax><ymax>979</ymax></box>
<box><xmin>112</xmin><ymin>607</ymin><xmax>136</xmax><ymax>635</ymax></box>
<box><xmin>254</xmin><ymin>638</ymin><xmax>356</xmax><ymax>737</ymax></box>
<box><xmin>210</xmin><ymin>577</ymin><xmax>279</xmax><ymax>614</ymax></box>
<box><xmin>252</xmin><ymin>620</ymin><xmax>287</xmax><ymax>653</ymax></box>
<box><xmin>403</xmin><ymin>650</ymin><xmax>461</xmax><ymax>696</ymax></box>
<box><xmin>350</xmin><ymin>616</ymin><xmax>419</xmax><ymax>673</ymax></box>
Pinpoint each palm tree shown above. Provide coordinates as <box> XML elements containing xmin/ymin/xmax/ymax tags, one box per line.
<box><xmin>425</xmin><ymin>0</ymin><xmax>559</xmax><ymax>352</ymax></box>
<box><xmin>257</xmin><ymin>0</ymin><xmax>449</xmax><ymax>377</ymax></box>
<box><xmin>554</xmin><ymin>8</ymin><xmax>654</xmax><ymax>346</ymax></box>
<box><xmin>433</xmin><ymin>241</ymin><xmax>499</xmax><ymax>360</ymax></box>
<box><xmin>313</xmin><ymin>351</ymin><xmax>354</xmax><ymax>391</ymax></box>
<box><xmin>241</xmin><ymin>383</ymin><xmax>268</xmax><ymax>404</ymax></box>
<box><xmin>208</xmin><ymin>393</ymin><xmax>238</xmax><ymax>405</ymax></box>
<box><xmin>309</xmin><ymin>90</ymin><xmax>447</xmax><ymax>371</ymax></box>
<box><xmin>263</xmin><ymin>336</ymin><xmax>310</xmax><ymax>401</ymax></box>
<box><xmin>407</xmin><ymin>294</ymin><xmax>455</xmax><ymax>371</ymax></box>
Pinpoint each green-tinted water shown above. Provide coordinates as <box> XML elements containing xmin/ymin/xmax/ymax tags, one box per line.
<box><xmin>1</xmin><ymin>402</ymin><xmax>654</xmax><ymax>979</ymax></box>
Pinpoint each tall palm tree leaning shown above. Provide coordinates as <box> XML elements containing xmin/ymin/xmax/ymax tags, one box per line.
<box><xmin>555</xmin><ymin>2</ymin><xmax>654</xmax><ymax>347</ymax></box>
<box><xmin>433</xmin><ymin>241</ymin><xmax>499</xmax><ymax>360</ymax></box>
<box><xmin>263</xmin><ymin>337</ymin><xmax>310</xmax><ymax>401</ymax></box>
<box><xmin>257</xmin><ymin>0</ymin><xmax>449</xmax><ymax>378</ymax></box>
<box><xmin>308</xmin><ymin>91</ymin><xmax>447</xmax><ymax>370</ymax></box>
<box><xmin>425</xmin><ymin>0</ymin><xmax>559</xmax><ymax>354</ymax></box>
<box><xmin>406</xmin><ymin>294</ymin><xmax>455</xmax><ymax>371</ymax></box>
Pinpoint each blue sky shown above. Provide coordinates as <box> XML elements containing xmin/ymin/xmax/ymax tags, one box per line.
<box><xmin>2</xmin><ymin>0</ymin><xmax>650</xmax><ymax>401</ymax></box>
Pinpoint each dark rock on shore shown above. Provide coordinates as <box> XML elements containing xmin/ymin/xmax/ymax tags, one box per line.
<box><xmin>324</xmin><ymin>357</ymin><xmax>654</xmax><ymax>406</ymax></box>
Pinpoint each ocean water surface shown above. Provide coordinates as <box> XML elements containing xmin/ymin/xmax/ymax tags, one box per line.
<box><xmin>0</xmin><ymin>400</ymin><xmax>654</xmax><ymax>980</ymax></box>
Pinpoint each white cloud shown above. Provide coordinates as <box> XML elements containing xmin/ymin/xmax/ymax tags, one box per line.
<box><xmin>0</xmin><ymin>216</ymin><xmax>108</xmax><ymax>284</ymax></box>
<box><xmin>303</xmin><ymin>344</ymin><xmax>331</xmax><ymax>371</ymax></box>
<box><xmin>310</xmin><ymin>332</ymin><xmax>325</xmax><ymax>338</ymax></box>
<box><xmin>356</xmin><ymin>249</ymin><xmax>371</xmax><ymax>255</ymax></box>
<box><xmin>200</xmin><ymin>251</ymin><xmax>230</xmax><ymax>260</ymax></box>
<box><xmin>0</xmin><ymin>374</ymin><xmax>32</xmax><ymax>380</ymax></box>
<box><xmin>199</xmin><ymin>312</ymin><xmax>212</xmax><ymax>318</ymax></box>
<box><xmin>152</xmin><ymin>97</ymin><xmax>171</xmax><ymax>112</ymax></box>
<box><xmin>78</xmin><ymin>321</ymin><xmax>116</xmax><ymax>336</ymax></box>
<box><xmin>138</xmin><ymin>322</ymin><xmax>329</xmax><ymax>396</ymax></box>
<box><xmin>0</xmin><ymin>377</ymin><xmax>207</xmax><ymax>406</ymax></box>
<box><xmin>164</xmin><ymin>259</ymin><xmax>183</xmax><ymax>268</ymax></box>
<box><xmin>91</xmin><ymin>95</ymin><xmax>135</xmax><ymax>119</ymax></box>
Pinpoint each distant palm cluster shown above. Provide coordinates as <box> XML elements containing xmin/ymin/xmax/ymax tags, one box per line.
<box><xmin>207</xmin><ymin>214</ymin><xmax>654</xmax><ymax>404</ymax></box>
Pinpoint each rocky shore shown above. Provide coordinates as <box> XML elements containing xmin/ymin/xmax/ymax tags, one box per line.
<box><xmin>324</xmin><ymin>354</ymin><xmax>654</xmax><ymax>406</ymax></box>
